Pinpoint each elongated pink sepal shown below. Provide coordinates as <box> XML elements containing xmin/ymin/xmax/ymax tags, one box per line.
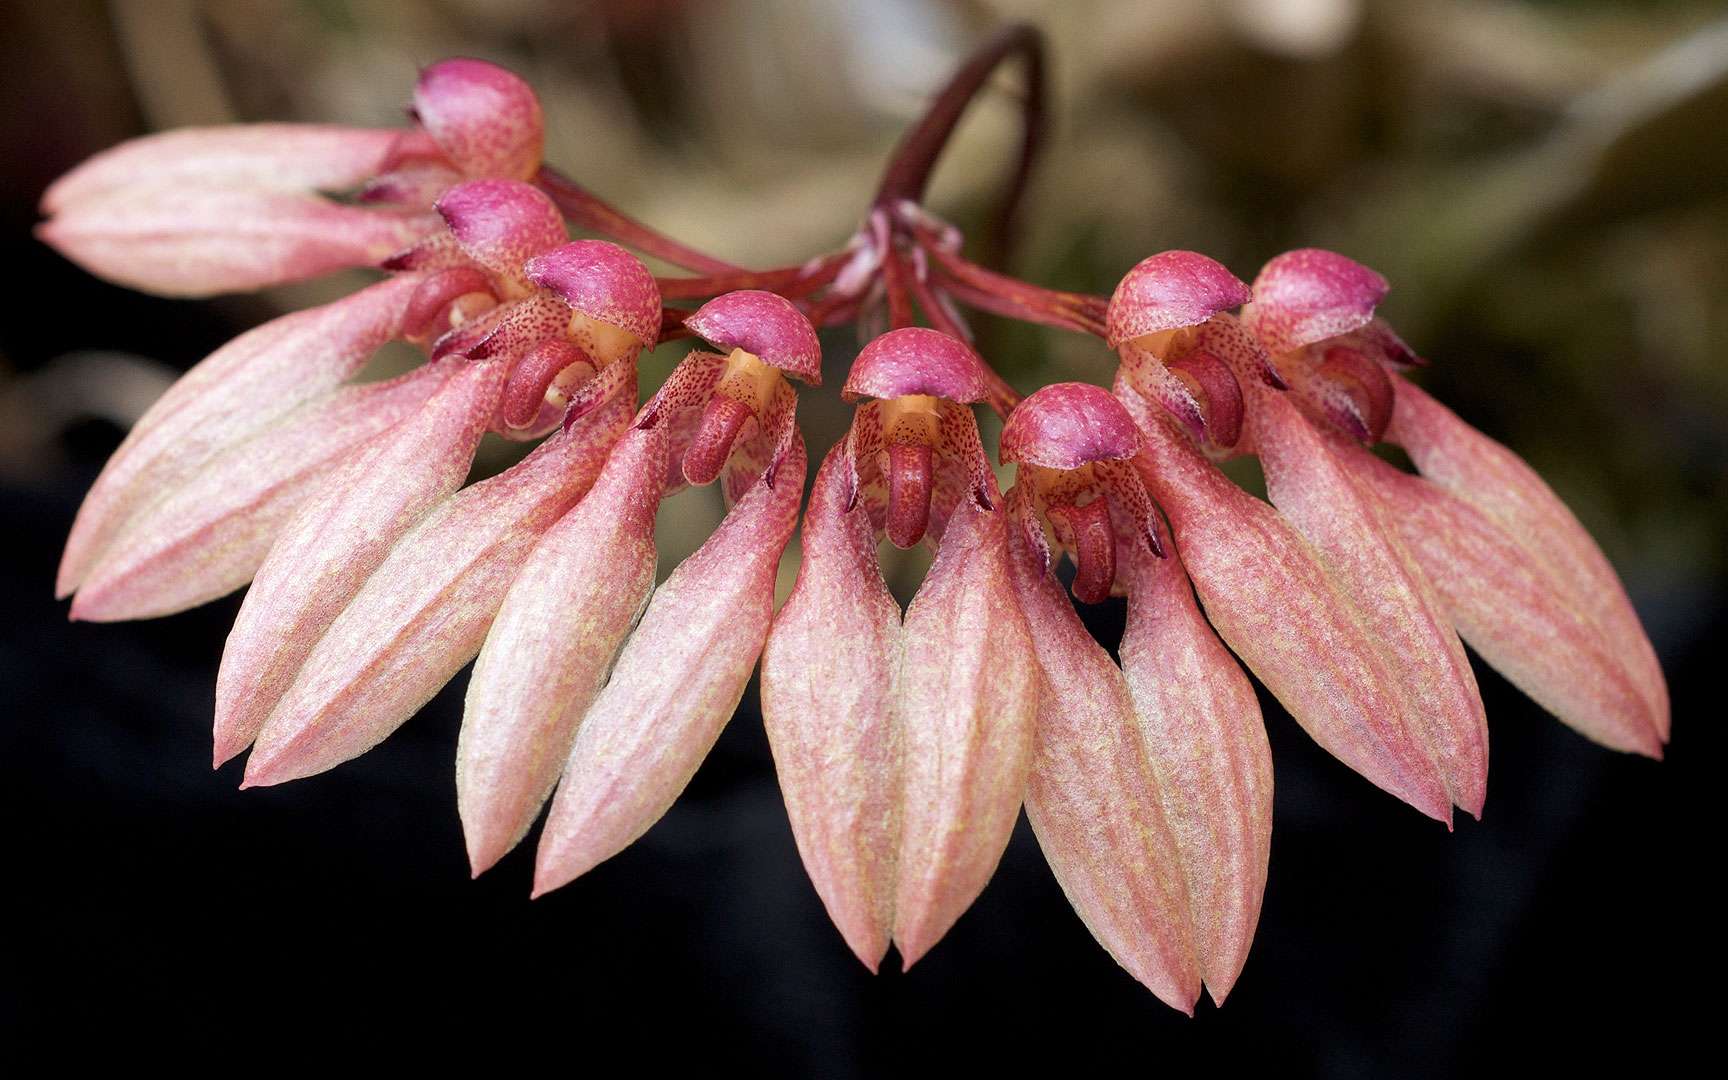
<box><xmin>1252</xmin><ymin>389</ymin><xmax>1488</xmax><ymax>816</ymax></box>
<box><xmin>1120</xmin><ymin>385</ymin><xmax>1452</xmax><ymax>822</ymax></box>
<box><xmin>39</xmin><ymin>187</ymin><xmax>436</xmax><ymax>296</ymax></box>
<box><xmin>69</xmin><ymin>368</ymin><xmax>444</xmax><ymax>621</ymax></box>
<box><xmin>223</xmin><ymin>359</ymin><xmax>505</xmax><ymax>774</ymax></box>
<box><xmin>1335</xmin><ymin>441</ymin><xmax>1663</xmax><ymax>756</ymax></box>
<box><xmin>243</xmin><ymin>380</ymin><xmax>637</xmax><ymax>785</ymax></box>
<box><xmin>1120</xmin><ymin>538</ymin><xmax>1272</xmax><ymax>1004</ymax></box>
<box><xmin>57</xmin><ymin>273</ymin><xmax>425</xmax><ymax>597</ymax></box>
<box><xmin>41</xmin><ymin>124</ymin><xmax>401</xmax><ymax>215</ymax></box>
<box><xmin>533</xmin><ymin>434</ymin><xmax>809</xmax><ymax>896</ymax></box>
<box><xmin>455</xmin><ymin>424</ymin><xmax>667</xmax><ymax>875</ymax></box>
<box><xmin>1005</xmin><ymin>486</ymin><xmax>1201</xmax><ymax>1012</ymax></box>
<box><xmin>760</xmin><ymin>444</ymin><xmax>902</xmax><ymax>971</ymax></box>
<box><xmin>1387</xmin><ymin>379</ymin><xmax>1669</xmax><ymax>742</ymax></box>
<box><xmin>892</xmin><ymin>501</ymin><xmax>1038</xmax><ymax>967</ymax></box>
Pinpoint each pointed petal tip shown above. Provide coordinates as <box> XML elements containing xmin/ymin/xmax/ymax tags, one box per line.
<box><xmin>459</xmin><ymin>809</ymin><xmax>519</xmax><ymax>881</ymax></box>
<box><xmin>893</xmin><ymin>935</ymin><xmax>931</xmax><ymax>973</ymax></box>
<box><xmin>236</xmin><ymin>741</ymin><xmax>312</xmax><ymax>790</ymax></box>
<box><xmin>529</xmin><ymin>860</ymin><xmax>577</xmax><ymax>901</ymax></box>
<box><xmin>212</xmin><ymin>740</ymin><xmax>246</xmax><ymax>772</ymax></box>
<box><xmin>65</xmin><ymin>589</ymin><xmax>131</xmax><ymax>623</ymax></box>
<box><xmin>466</xmin><ymin>843</ymin><xmax>503</xmax><ymax>881</ymax></box>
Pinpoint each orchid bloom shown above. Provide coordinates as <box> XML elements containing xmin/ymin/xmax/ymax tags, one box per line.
<box><xmin>999</xmin><ymin>382</ymin><xmax>1272</xmax><ymax>1011</ymax></box>
<box><xmin>1237</xmin><ymin>249</ymin><xmax>1669</xmax><ymax>756</ymax></box>
<box><xmin>761</xmin><ymin>327</ymin><xmax>1036</xmax><ymax>972</ymax></box>
<box><xmin>43</xmin><ymin>26</ymin><xmax>1667</xmax><ymax>1009</ymax></box>
<box><xmin>38</xmin><ymin>58</ymin><xmax>544</xmax><ymax>297</ymax></box>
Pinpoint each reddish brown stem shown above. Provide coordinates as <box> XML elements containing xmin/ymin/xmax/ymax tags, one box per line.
<box><xmin>904</xmin><ymin>265</ymin><xmax>1024</xmax><ymax>417</ymax></box>
<box><xmin>657</xmin><ymin>253</ymin><xmax>846</xmax><ymax>301</ymax></box>
<box><xmin>657</xmin><ymin>306</ymin><xmax>698</xmax><ymax>345</ymax></box>
<box><xmin>881</xmin><ymin>248</ymin><xmax>917</xmax><ymax>330</ymax></box>
<box><xmin>536</xmin><ymin>166</ymin><xmax>741</xmax><ymax>275</ymax></box>
<box><xmin>938</xmin><ymin>275</ymin><xmax>1104</xmax><ymax>338</ymax></box>
<box><xmin>921</xmin><ymin>236</ymin><xmax>1107</xmax><ymax>327</ymax></box>
<box><xmin>802</xmin><ymin>290</ymin><xmax>861</xmax><ymax>329</ymax></box>
<box><xmin>873</xmin><ymin>23</ymin><xmax>1046</xmax><ymax>269</ymax></box>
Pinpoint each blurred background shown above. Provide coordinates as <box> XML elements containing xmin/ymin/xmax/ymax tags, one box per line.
<box><xmin>1</xmin><ymin>0</ymin><xmax>1721</xmax><ymax>1072</ymax></box>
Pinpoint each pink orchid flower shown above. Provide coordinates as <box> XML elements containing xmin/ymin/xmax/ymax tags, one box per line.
<box><xmin>38</xmin><ymin>58</ymin><xmax>544</xmax><ymax>297</ymax></box>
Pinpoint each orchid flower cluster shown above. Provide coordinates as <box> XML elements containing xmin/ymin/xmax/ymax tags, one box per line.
<box><xmin>41</xmin><ymin>29</ymin><xmax>1667</xmax><ymax>1011</ymax></box>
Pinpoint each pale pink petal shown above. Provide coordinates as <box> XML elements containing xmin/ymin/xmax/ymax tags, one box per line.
<box><xmin>1244</xmin><ymin>248</ymin><xmax>1387</xmax><ymax>357</ymax></box>
<box><xmin>892</xmin><ymin>501</ymin><xmax>1038</xmax><ymax>967</ymax></box>
<box><xmin>413</xmin><ymin>58</ymin><xmax>544</xmax><ymax>181</ymax></box>
<box><xmin>1120</xmin><ymin>534</ymin><xmax>1273</xmax><ymax>1004</ymax></box>
<box><xmin>39</xmin><ymin>186</ymin><xmax>436</xmax><ymax>297</ymax></box>
<box><xmin>1252</xmin><ymin>389</ymin><xmax>1489</xmax><ymax>817</ymax></box>
<box><xmin>685</xmin><ymin>290</ymin><xmax>823</xmax><ymax>384</ymax></box>
<box><xmin>41</xmin><ymin>124</ymin><xmax>401</xmax><ymax>214</ymax></box>
<box><xmin>533</xmin><ymin>434</ymin><xmax>809</xmax><ymax>896</ymax></box>
<box><xmin>760</xmin><ymin>444</ymin><xmax>902</xmax><ymax>971</ymax></box>
<box><xmin>57</xmin><ymin>273</ymin><xmax>425</xmax><ymax>597</ymax></box>
<box><xmin>1387</xmin><ymin>379</ymin><xmax>1668</xmax><ymax>744</ymax></box>
<box><xmin>843</xmin><ymin>327</ymin><xmax>989</xmax><ymax>404</ymax></box>
<box><xmin>244</xmin><ymin>381</ymin><xmax>637</xmax><ymax>785</ymax></box>
<box><xmin>1105</xmin><ymin>251</ymin><xmax>1252</xmax><ymax>349</ymax></box>
<box><xmin>455</xmin><ymin>424</ymin><xmax>667</xmax><ymax>875</ymax></box>
<box><xmin>1120</xmin><ymin>384</ymin><xmax>1453</xmax><ymax>822</ymax></box>
<box><xmin>69</xmin><ymin>367</ymin><xmax>444</xmax><ymax>621</ymax></box>
<box><xmin>1335</xmin><ymin>440</ymin><xmax>1663</xmax><ymax>756</ymax></box>
<box><xmin>1005</xmin><ymin>484</ymin><xmax>1202</xmax><ymax>1012</ymax></box>
<box><xmin>222</xmin><ymin>359</ymin><xmax>505</xmax><ymax>774</ymax></box>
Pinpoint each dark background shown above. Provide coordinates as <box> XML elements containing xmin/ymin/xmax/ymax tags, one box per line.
<box><xmin>2</xmin><ymin>1</ymin><xmax>1721</xmax><ymax>1073</ymax></box>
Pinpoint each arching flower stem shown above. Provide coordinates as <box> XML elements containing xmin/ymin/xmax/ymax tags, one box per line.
<box><xmin>535</xmin><ymin>165</ymin><xmax>740</xmax><ymax>275</ymax></box>
<box><xmin>656</xmin><ymin>253</ymin><xmax>848</xmax><ymax>301</ymax></box>
<box><xmin>871</xmin><ymin>22</ymin><xmax>1047</xmax><ymax>267</ymax></box>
